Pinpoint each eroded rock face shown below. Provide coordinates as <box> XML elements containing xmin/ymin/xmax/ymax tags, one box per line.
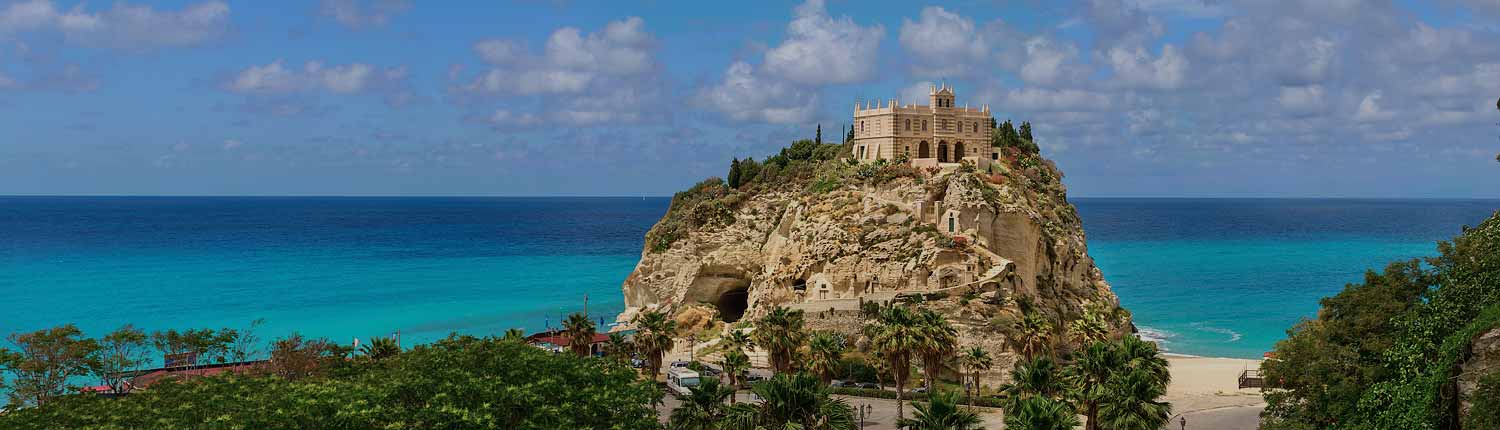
<box><xmin>616</xmin><ymin>159</ymin><xmax>1130</xmax><ymax>382</ymax></box>
<box><xmin>1459</xmin><ymin>327</ymin><xmax>1500</xmax><ymax>425</ymax></box>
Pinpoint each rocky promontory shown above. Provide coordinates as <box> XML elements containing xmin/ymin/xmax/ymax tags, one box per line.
<box><xmin>616</xmin><ymin>137</ymin><xmax>1132</xmax><ymax>382</ymax></box>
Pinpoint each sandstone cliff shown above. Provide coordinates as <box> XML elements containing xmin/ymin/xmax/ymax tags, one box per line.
<box><xmin>617</xmin><ymin>143</ymin><xmax>1132</xmax><ymax>382</ymax></box>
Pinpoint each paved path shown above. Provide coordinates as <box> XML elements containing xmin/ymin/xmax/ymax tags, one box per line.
<box><xmin>1166</xmin><ymin>404</ymin><xmax>1264</xmax><ymax>430</ymax></box>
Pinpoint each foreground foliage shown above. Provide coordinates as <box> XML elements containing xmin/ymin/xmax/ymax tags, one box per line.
<box><xmin>1262</xmin><ymin>211</ymin><xmax>1500</xmax><ymax>429</ymax></box>
<box><xmin>0</xmin><ymin>335</ymin><xmax>660</xmax><ymax>430</ymax></box>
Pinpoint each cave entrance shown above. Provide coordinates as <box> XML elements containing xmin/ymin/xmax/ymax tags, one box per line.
<box><xmin>717</xmin><ymin>288</ymin><xmax>750</xmax><ymax>323</ymax></box>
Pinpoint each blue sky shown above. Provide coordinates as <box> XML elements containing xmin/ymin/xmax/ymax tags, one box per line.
<box><xmin>1</xmin><ymin>0</ymin><xmax>1497</xmax><ymax>197</ymax></box>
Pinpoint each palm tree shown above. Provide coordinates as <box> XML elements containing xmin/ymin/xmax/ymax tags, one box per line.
<box><xmin>563</xmin><ymin>312</ymin><xmax>598</xmax><ymax>357</ymax></box>
<box><xmin>1097</xmin><ymin>368</ymin><xmax>1172</xmax><ymax>430</ymax></box>
<box><xmin>805</xmin><ymin>331</ymin><xmax>845</xmax><ymax>384</ymax></box>
<box><xmin>1004</xmin><ymin>396</ymin><xmax>1081</xmax><ymax>430</ymax></box>
<box><xmin>866</xmin><ymin>305</ymin><xmax>923</xmax><ymax>421</ymax></box>
<box><xmin>959</xmin><ymin>346</ymin><xmax>992</xmax><ymax>406</ymax></box>
<box><xmin>719</xmin><ymin>372</ymin><xmax>855</xmax><ymax>430</ymax></box>
<box><xmin>1000</xmin><ymin>356</ymin><xmax>1065</xmax><ymax>411</ymax></box>
<box><xmin>720</xmin><ymin>348</ymin><xmax>751</xmax><ymax>404</ymax></box>
<box><xmin>1117</xmin><ymin>336</ymin><xmax>1170</xmax><ymax>387</ymax></box>
<box><xmin>721</xmin><ymin>329</ymin><xmax>755</xmax><ymax>354</ymax></box>
<box><xmin>502</xmin><ymin>328</ymin><xmax>527</xmax><ymax>341</ymax></box>
<box><xmin>752</xmin><ymin>306</ymin><xmax>808</xmax><ymax>374</ymax></box>
<box><xmin>634</xmin><ymin>310</ymin><xmax>678</xmax><ymax>380</ymax></box>
<box><xmin>916</xmin><ymin>309</ymin><xmax>958</xmax><ymax>392</ymax></box>
<box><xmin>670</xmin><ymin>377</ymin><xmax>735</xmax><ymax>430</ymax></box>
<box><xmin>605</xmin><ymin>332</ymin><xmax>634</xmax><ymax>363</ymax></box>
<box><xmin>1012</xmin><ymin>313</ymin><xmax>1052</xmax><ymax>360</ymax></box>
<box><xmin>1067</xmin><ymin>341</ymin><xmax>1123</xmax><ymax>430</ymax></box>
<box><xmin>896</xmin><ymin>389</ymin><xmax>984</xmax><ymax>430</ymax></box>
<box><xmin>359</xmin><ymin>336</ymin><xmax>400</xmax><ymax>361</ymax></box>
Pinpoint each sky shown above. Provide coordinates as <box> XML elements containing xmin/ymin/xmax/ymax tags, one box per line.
<box><xmin>0</xmin><ymin>0</ymin><xmax>1497</xmax><ymax>197</ymax></box>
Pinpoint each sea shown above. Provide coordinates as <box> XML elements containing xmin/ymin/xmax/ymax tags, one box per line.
<box><xmin>1</xmin><ymin>196</ymin><xmax>1496</xmax><ymax>360</ymax></box>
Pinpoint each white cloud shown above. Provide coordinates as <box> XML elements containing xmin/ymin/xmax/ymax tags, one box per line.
<box><xmin>699</xmin><ymin>61</ymin><xmax>818</xmax><ymax>124</ymax></box>
<box><xmin>1020</xmin><ymin>37</ymin><xmax>1083</xmax><ymax>85</ymax></box>
<box><xmin>1128</xmin><ymin>0</ymin><xmax>1229</xmax><ymax>18</ymax></box>
<box><xmin>1106</xmin><ymin>44</ymin><xmax>1187</xmax><ymax>89</ymax></box>
<box><xmin>0</xmin><ymin>0</ymin><xmax>230</xmax><ymax>51</ymax></box>
<box><xmin>1354</xmin><ymin>91</ymin><xmax>1394</xmax><ymax>122</ymax></box>
<box><xmin>1002</xmin><ymin>88</ymin><xmax>1113</xmax><ymax>112</ymax></box>
<box><xmin>762</xmin><ymin>0</ymin><xmax>884</xmax><ymax>85</ymax></box>
<box><xmin>224</xmin><ymin>60</ymin><xmax>409</xmax><ymax>96</ymax></box>
<box><xmin>319</xmin><ymin>0</ymin><xmax>410</xmax><ymax>29</ymax></box>
<box><xmin>1270</xmin><ymin>37</ymin><xmax>1336</xmax><ymax>85</ymax></box>
<box><xmin>1277</xmin><ymin>85</ymin><xmax>1326</xmax><ymax>116</ymax></box>
<box><xmin>899</xmin><ymin>6</ymin><xmax>986</xmax><ymax>77</ymax></box>
<box><xmin>899</xmin><ymin>81</ymin><xmax>936</xmax><ymax>106</ymax></box>
<box><xmin>460</xmin><ymin>17</ymin><xmax>664</xmax><ymax>127</ymax></box>
<box><xmin>488</xmin><ymin>109</ymin><xmax>542</xmax><ymax>127</ymax></box>
<box><xmin>462</xmin><ymin>17</ymin><xmax>654</xmax><ymax>96</ymax></box>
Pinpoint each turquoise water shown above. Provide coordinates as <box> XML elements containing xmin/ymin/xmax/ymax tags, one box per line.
<box><xmin>1</xmin><ymin>197</ymin><xmax>1496</xmax><ymax>360</ymax></box>
<box><xmin>1076</xmin><ymin>198</ymin><xmax>1500</xmax><ymax>358</ymax></box>
<box><xmin>0</xmin><ymin>197</ymin><xmax>659</xmax><ymax>349</ymax></box>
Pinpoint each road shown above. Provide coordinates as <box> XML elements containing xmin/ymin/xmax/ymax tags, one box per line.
<box><xmin>657</xmin><ymin>392</ymin><xmax>1006</xmax><ymax>429</ymax></box>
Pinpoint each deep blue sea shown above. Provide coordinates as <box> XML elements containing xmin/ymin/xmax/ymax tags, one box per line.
<box><xmin>1</xmin><ymin>197</ymin><xmax>1496</xmax><ymax>359</ymax></box>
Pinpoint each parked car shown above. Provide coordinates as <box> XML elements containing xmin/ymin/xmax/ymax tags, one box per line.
<box><xmin>669</xmin><ymin>360</ymin><xmax>690</xmax><ymax>369</ymax></box>
<box><xmin>698</xmin><ymin>366</ymin><xmax>721</xmax><ymax>377</ymax></box>
<box><xmin>829</xmin><ymin>380</ymin><xmax>850</xmax><ymax>388</ymax></box>
<box><xmin>746</xmin><ymin>374</ymin><xmax>768</xmax><ymax>382</ymax></box>
<box><xmin>857</xmin><ymin>382</ymin><xmax>882</xmax><ymax>390</ymax></box>
<box><xmin>913</xmin><ymin>386</ymin><xmax>929</xmax><ymax>394</ymax></box>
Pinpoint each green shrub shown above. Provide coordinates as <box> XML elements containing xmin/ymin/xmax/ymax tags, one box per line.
<box><xmin>807</xmin><ymin>174</ymin><xmax>842</xmax><ymax>194</ymax></box>
<box><xmin>0</xmin><ymin>336</ymin><xmax>660</xmax><ymax>430</ymax></box>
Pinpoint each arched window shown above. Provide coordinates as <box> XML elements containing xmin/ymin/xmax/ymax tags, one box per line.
<box><xmin>922</xmin><ymin>120</ymin><xmax>928</xmax><ymax>131</ymax></box>
<box><xmin>905</xmin><ymin>118</ymin><xmax>911</xmax><ymax>131</ymax></box>
<box><xmin>860</xmin><ymin>121</ymin><xmax>865</xmax><ymax>133</ymax></box>
<box><xmin>973</xmin><ymin>123</ymin><xmax>979</xmax><ymax>133</ymax></box>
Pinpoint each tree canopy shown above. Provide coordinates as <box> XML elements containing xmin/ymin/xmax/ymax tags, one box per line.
<box><xmin>1262</xmin><ymin>211</ymin><xmax>1500</xmax><ymax>429</ymax></box>
<box><xmin>0</xmin><ymin>334</ymin><xmax>661</xmax><ymax>430</ymax></box>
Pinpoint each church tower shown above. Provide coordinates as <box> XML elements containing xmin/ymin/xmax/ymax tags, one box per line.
<box><xmin>930</xmin><ymin>83</ymin><xmax>955</xmax><ymax>109</ymax></box>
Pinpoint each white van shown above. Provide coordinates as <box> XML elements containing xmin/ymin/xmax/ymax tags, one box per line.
<box><xmin>666</xmin><ymin>368</ymin><xmax>701</xmax><ymax>397</ymax></box>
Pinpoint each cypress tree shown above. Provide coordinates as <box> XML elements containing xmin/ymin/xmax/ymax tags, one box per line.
<box><xmin>815</xmin><ymin>124</ymin><xmax>822</xmax><ymax>145</ymax></box>
<box><xmin>727</xmin><ymin>158</ymin><xmax>742</xmax><ymax>189</ymax></box>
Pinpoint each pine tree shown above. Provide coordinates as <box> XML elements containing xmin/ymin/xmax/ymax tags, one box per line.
<box><xmin>1020</xmin><ymin>122</ymin><xmax>1033</xmax><ymax>142</ymax></box>
<box><xmin>815</xmin><ymin>124</ymin><xmax>822</xmax><ymax>145</ymax></box>
<box><xmin>727</xmin><ymin>158</ymin><xmax>742</xmax><ymax>189</ymax></box>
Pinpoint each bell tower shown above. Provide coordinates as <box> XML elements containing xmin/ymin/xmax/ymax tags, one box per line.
<box><xmin>929</xmin><ymin>83</ymin><xmax>955</xmax><ymax>109</ymax></box>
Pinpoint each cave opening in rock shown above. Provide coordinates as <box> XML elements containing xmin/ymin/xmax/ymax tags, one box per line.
<box><xmin>716</xmin><ymin>288</ymin><xmax>750</xmax><ymax>323</ymax></box>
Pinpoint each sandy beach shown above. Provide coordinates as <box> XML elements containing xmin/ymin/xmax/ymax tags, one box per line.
<box><xmin>1160</xmin><ymin>354</ymin><xmax>1266</xmax><ymax>429</ymax></box>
